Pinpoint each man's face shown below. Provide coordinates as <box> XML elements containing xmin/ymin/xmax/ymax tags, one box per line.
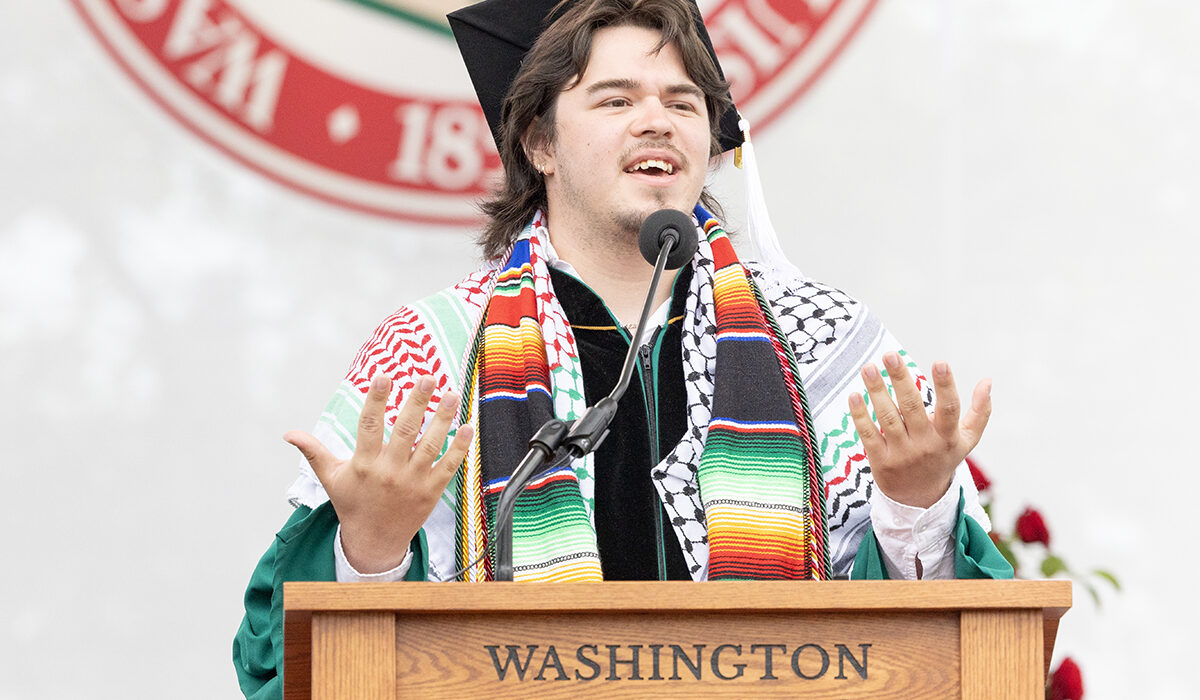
<box><xmin>536</xmin><ymin>24</ymin><xmax>712</xmax><ymax>245</ymax></box>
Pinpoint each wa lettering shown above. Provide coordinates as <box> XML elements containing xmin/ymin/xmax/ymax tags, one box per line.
<box><xmin>145</xmin><ymin>0</ymin><xmax>288</xmax><ymax>132</ymax></box>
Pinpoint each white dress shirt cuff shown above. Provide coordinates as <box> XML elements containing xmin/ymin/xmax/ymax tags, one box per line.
<box><xmin>333</xmin><ymin>525</ymin><xmax>414</xmax><ymax>582</ymax></box>
<box><xmin>869</xmin><ymin>482</ymin><xmax>960</xmax><ymax>580</ymax></box>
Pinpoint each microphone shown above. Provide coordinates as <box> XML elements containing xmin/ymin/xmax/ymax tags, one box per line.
<box><xmin>638</xmin><ymin>208</ymin><xmax>698</xmax><ymax>268</ymax></box>
<box><xmin>491</xmin><ymin>209</ymin><xmax>698</xmax><ymax>581</ymax></box>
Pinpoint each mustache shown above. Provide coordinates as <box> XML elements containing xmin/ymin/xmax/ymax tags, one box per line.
<box><xmin>620</xmin><ymin>140</ymin><xmax>688</xmax><ymax>171</ymax></box>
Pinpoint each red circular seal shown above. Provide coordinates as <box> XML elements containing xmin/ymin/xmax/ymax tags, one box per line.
<box><xmin>72</xmin><ymin>0</ymin><xmax>877</xmax><ymax>225</ymax></box>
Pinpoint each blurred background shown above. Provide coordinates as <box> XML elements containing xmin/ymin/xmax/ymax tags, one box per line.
<box><xmin>2</xmin><ymin>1</ymin><xmax>1196</xmax><ymax>697</ymax></box>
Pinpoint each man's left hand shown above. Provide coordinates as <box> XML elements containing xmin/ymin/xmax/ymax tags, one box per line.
<box><xmin>848</xmin><ymin>352</ymin><xmax>992</xmax><ymax>509</ymax></box>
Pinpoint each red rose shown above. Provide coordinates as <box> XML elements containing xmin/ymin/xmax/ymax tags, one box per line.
<box><xmin>966</xmin><ymin>456</ymin><xmax>991</xmax><ymax>492</ymax></box>
<box><xmin>1047</xmin><ymin>657</ymin><xmax>1084</xmax><ymax>700</ymax></box>
<box><xmin>1016</xmin><ymin>507</ymin><xmax>1051</xmax><ymax>546</ymax></box>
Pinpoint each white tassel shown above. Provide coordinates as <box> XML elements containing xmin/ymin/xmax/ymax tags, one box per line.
<box><xmin>739</xmin><ymin>117</ymin><xmax>803</xmax><ymax>277</ymax></box>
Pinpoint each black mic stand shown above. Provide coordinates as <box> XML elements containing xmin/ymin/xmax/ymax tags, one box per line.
<box><xmin>492</xmin><ymin>210</ymin><xmax>695</xmax><ymax>581</ymax></box>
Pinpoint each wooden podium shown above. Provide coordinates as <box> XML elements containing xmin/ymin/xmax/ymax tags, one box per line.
<box><xmin>283</xmin><ymin>580</ymin><xmax>1070</xmax><ymax>699</ymax></box>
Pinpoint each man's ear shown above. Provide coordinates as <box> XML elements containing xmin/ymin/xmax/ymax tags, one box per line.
<box><xmin>522</xmin><ymin>117</ymin><xmax>555</xmax><ymax>175</ymax></box>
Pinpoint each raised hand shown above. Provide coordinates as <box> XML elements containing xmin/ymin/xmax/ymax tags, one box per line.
<box><xmin>848</xmin><ymin>352</ymin><xmax>991</xmax><ymax>509</ymax></box>
<box><xmin>284</xmin><ymin>374</ymin><xmax>473</xmax><ymax>573</ymax></box>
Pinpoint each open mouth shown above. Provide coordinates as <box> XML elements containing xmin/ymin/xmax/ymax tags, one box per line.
<box><xmin>624</xmin><ymin>159</ymin><xmax>676</xmax><ymax>176</ymax></box>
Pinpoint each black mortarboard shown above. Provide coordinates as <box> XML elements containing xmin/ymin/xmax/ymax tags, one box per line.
<box><xmin>447</xmin><ymin>0</ymin><xmax>743</xmax><ymax>155</ymax></box>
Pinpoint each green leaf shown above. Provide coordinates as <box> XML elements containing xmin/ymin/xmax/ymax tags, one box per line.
<box><xmin>1085</xmin><ymin>582</ymin><xmax>1102</xmax><ymax>608</ymax></box>
<box><xmin>1040</xmin><ymin>555</ymin><xmax>1067</xmax><ymax>578</ymax></box>
<box><xmin>1093</xmin><ymin>569</ymin><xmax>1122</xmax><ymax>591</ymax></box>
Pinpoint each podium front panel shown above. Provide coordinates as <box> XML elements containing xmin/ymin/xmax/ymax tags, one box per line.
<box><xmin>385</xmin><ymin>610</ymin><xmax>960</xmax><ymax>697</ymax></box>
<box><xmin>285</xmin><ymin>580</ymin><xmax>1070</xmax><ymax>699</ymax></box>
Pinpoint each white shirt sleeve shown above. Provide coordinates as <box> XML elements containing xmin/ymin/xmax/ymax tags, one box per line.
<box><xmin>868</xmin><ymin>478</ymin><xmax>962</xmax><ymax>580</ymax></box>
<box><xmin>333</xmin><ymin>525</ymin><xmax>414</xmax><ymax>582</ymax></box>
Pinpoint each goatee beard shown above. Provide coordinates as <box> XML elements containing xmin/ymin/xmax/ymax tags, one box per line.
<box><xmin>611</xmin><ymin>192</ymin><xmax>670</xmax><ymax>241</ymax></box>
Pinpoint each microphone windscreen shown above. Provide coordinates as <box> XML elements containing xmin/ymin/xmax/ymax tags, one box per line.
<box><xmin>638</xmin><ymin>209</ymin><xmax>698</xmax><ymax>269</ymax></box>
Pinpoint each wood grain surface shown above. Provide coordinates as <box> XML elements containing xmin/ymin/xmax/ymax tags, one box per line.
<box><xmin>391</xmin><ymin>610</ymin><xmax>960</xmax><ymax>697</ymax></box>
<box><xmin>960</xmin><ymin>609</ymin><xmax>1042</xmax><ymax>700</ymax></box>
<box><xmin>312</xmin><ymin>612</ymin><xmax>396</xmax><ymax>700</ymax></box>
<box><xmin>286</xmin><ymin>579</ymin><xmax>1071</xmax><ymax>615</ymax></box>
<box><xmin>282</xmin><ymin>580</ymin><xmax>1070</xmax><ymax>699</ymax></box>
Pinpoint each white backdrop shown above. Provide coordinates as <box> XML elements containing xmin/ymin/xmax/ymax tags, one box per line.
<box><xmin>2</xmin><ymin>1</ymin><xmax>1196</xmax><ymax>697</ymax></box>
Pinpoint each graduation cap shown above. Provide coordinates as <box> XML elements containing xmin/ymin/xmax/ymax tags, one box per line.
<box><xmin>447</xmin><ymin>0</ymin><xmax>744</xmax><ymax>155</ymax></box>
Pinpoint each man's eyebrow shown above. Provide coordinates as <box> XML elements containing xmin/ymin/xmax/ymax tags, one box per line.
<box><xmin>664</xmin><ymin>83</ymin><xmax>704</xmax><ymax>99</ymax></box>
<box><xmin>586</xmin><ymin>78</ymin><xmax>639</xmax><ymax>94</ymax></box>
<box><xmin>585</xmin><ymin>78</ymin><xmax>703</xmax><ymax>98</ymax></box>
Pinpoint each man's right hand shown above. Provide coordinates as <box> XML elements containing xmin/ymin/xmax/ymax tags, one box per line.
<box><xmin>284</xmin><ymin>374</ymin><xmax>473</xmax><ymax>574</ymax></box>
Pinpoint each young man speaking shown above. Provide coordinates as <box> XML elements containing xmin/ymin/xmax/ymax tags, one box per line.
<box><xmin>234</xmin><ymin>1</ymin><xmax>1010</xmax><ymax>695</ymax></box>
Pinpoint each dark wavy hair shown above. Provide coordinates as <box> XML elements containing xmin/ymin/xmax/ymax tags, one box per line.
<box><xmin>478</xmin><ymin>0</ymin><xmax>732</xmax><ymax>259</ymax></box>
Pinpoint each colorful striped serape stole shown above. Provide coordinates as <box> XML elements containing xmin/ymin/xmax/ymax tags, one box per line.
<box><xmin>455</xmin><ymin>233</ymin><xmax>603</xmax><ymax>581</ymax></box>
<box><xmin>695</xmin><ymin>209</ymin><xmax>829</xmax><ymax>580</ymax></box>
<box><xmin>452</xmin><ymin>210</ymin><xmax>826</xmax><ymax>581</ymax></box>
